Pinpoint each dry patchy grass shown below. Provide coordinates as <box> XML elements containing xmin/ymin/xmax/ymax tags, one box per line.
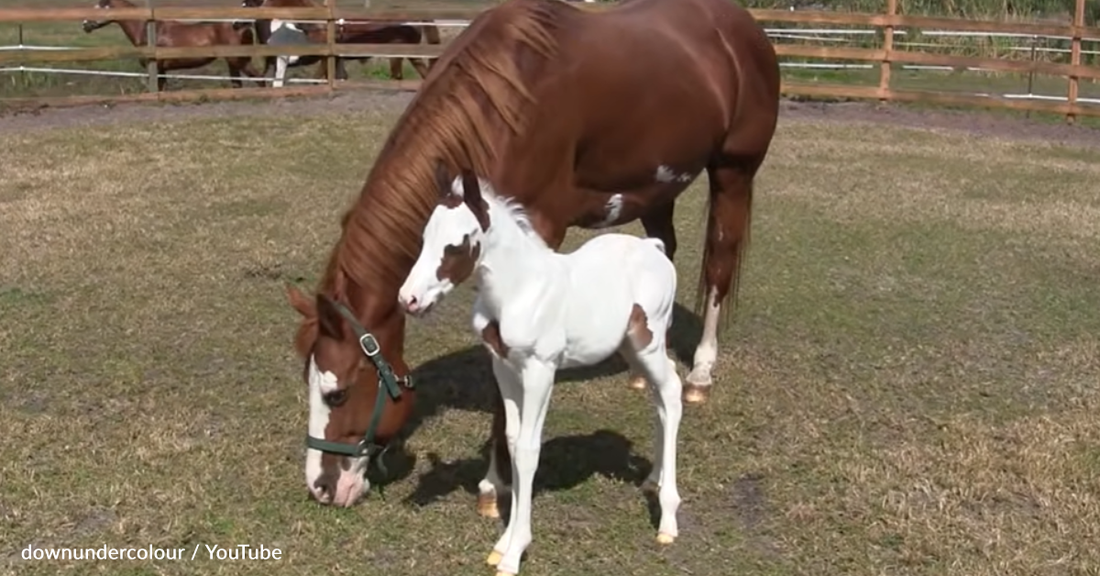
<box><xmin>1</xmin><ymin>101</ymin><xmax>1099</xmax><ymax>576</ymax></box>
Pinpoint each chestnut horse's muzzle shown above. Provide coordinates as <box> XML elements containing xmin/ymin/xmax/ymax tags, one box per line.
<box><xmin>81</xmin><ymin>20</ymin><xmax>102</xmax><ymax>33</ymax></box>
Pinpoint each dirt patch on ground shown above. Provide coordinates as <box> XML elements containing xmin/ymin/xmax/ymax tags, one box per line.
<box><xmin>5</xmin><ymin>89</ymin><xmax>1100</xmax><ymax>149</ymax></box>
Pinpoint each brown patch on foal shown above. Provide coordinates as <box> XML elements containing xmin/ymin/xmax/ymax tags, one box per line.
<box><xmin>627</xmin><ymin>304</ymin><xmax>653</xmax><ymax>348</ymax></box>
<box><xmin>435</xmin><ymin>234</ymin><xmax>481</xmax><ymax>284</ymax></box>
<box><xmin>440</xmin><ymin>192</ymin><xmax>464</xmax><ymax>209</ymax></box>
<box><xmin>481</xmin><ymin>320</ymin><xmax>509</xmax><ymax>358</ymax></box>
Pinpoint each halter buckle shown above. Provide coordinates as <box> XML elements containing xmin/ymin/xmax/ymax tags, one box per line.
<box><xmin>359</xmin><ymin>333</ymin><xmax>381</xmax><ymax>357</ymax></box>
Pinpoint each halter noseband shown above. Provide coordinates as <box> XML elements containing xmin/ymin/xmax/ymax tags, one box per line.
<box><xmin>305</xmin><ymin>296</ymin><xmax>415</xmax><ymax>479</ymax></box>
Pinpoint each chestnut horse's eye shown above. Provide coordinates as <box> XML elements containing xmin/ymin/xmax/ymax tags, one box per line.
<box><xmin>324</xmin><ymin>389</ymin><xmax>348</xmax><ymax>407</ymax></box>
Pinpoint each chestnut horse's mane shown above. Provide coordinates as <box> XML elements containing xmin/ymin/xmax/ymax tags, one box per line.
<box><xmin>321</xmin><ymin>0</ymin><xmax>561</xmax><ymax>298</ymax></box>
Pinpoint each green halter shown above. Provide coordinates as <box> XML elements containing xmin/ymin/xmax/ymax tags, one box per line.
<box><xmin>305</xmin><ymin>296</ymin><xmax>414</xmax><ymax>479</ymax></box>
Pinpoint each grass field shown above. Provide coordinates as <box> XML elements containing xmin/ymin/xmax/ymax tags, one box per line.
<box><xmin>1</xmin><ymin>93</ymin><xmax>1099</xmax><ymax>576</ymax></box>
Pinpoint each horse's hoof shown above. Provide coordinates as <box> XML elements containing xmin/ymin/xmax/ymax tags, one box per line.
<box><xmin>641</xmin><ymin>478</ymin><xmax>659</xmax><ymax>493</ymax></box>
<box><xmin>486</xmin><ymin>550</ymin><xmax>503</xmax><ymax>566</ymax></box>
<box><xmin>477</xmin><ymin>494</ymin><xmax>500</xmax><ymax>519</ymax></box>
<box><xmin>682</xmin><ymin>383</ymin><xmax>710</xmax><ymax>404</ymax></box>
<box><xmin>656</xmin><ymin>532</ymin><xmax>676</xmax><ymax>545</ymax></box>
<box><xmin>627</xmin><ymin>374</ymin><xmax>647</xmax><ymax>390</ymax></box>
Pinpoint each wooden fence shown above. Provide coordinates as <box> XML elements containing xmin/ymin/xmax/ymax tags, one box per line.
<box><xmin>1</xmin><ymin>1</ymin><xmax>1099</xmax><ymax>121</ymax></box>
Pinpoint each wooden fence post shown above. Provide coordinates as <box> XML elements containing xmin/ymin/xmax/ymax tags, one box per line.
<box><xmin>1066</xmin><ymin>0</ymin><xmax>1084</xmax><ymax>124</ymax></box>
<box><xmin>326</xmin><ymin>0</ymin><xmax>336</xmax><ymax>93</ymax></box>
<box><xmin>17</xmin><ymin>22</ymin><xmax>25</xmax><ymax>89</ymax></box>
<box><xmin>1025</xmin><ymin>35</ymin><xmax>1036</xmax><ymax>119</ymax></box>
<box><xmin>879</xmin><ymin>0</ymin><xmax>896</xmax><ymax>102</ymax></box>
<box><xmin>145</xmin><ymin>0</ymin><xmax>157</xmax><ymax>93</ymax></box>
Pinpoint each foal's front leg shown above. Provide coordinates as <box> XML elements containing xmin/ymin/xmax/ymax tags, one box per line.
<box><xmin>492</xmin><ymin>360</ymin><xmax>555</xmax><ymax>576</ymax></box>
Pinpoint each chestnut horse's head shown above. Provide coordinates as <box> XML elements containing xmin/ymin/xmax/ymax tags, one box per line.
<box><xmin>82</xmin><ymin>0</ymin><xmax>124</xmax><ymax>33</ymax></box>
<box><xmin>285</xmin><ymin>283</ymin><xmax>414</xmax><ymax>508</ymax></box>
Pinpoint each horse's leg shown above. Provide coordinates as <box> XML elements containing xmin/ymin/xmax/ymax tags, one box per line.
<box><xmin>621</xmin><ymin>334</ymin><xmax>683</xmax><ymax>544</ymax></box>
<box><xmin>484</xmin><ymin>356</ymin><xmax>520</xmax><ymax>563</ymax></box>
<box><xmin>227</xmin><ymin>59</ymin><xmax>243</xmax><ymax>89</ymax></box>
<box><xmin>478</xmin><ymin>221</ymin><xmax>568</xmax><ymax>521</ymax></box>
<box><xmin>687</xmin><ymin>157</ymin><xmax>759</xmax><ymax>403</ymax></box>
<box><xmin>389</xmin><ymin>57</ymin><xmax>404</xmax><ymax>80</ymax></box>
<box><xmin>273</xmin><ymin>56</ymin><xmax>288</xmax><ymax>88</ymax></box>
<box><xmin>156</xmin><ymin>62</ymin><xmax>166</xmax><ymax>92</ymax></box>
<box><xmin>478</xmin><ymin>357</ymin><xmax>515</xmax><ymax>520</ymax></box>
<box><xmin>263</xmin><ymin>56</ymin><xmax>275</xmax><ymax>88</ymax></box>
<box><xmin>625</xmin><ymin>202</ymin><xmax>679</xmax><ymax>391</ymax></box>
<box><xmin>492</xmin><ymin>360</ymin><xmax>554</xmax><ymax>576</ymax></box>
<box><xmin>237</xmin><ymin>57</ymin><xmax>263</xmax><ymax>84</ymax></box>
<box><xmin>409</xmin><ymin>57</ymin><xmax>431</xmax><ymax>79</ymax></box>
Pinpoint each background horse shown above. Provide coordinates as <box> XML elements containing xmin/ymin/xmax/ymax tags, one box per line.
<box><xmin>241</xmin><ymin>0</ymin><xmax>439</xmax><ymax>86</ymax></box>
<box><xmin>285</xmin><ymin>0</ymin><xmax>780</xmax><ymax>515</ymax></box>
<box><xmin>82</xmin><ymin>0</ymin><xmax>262</xmax><ymax>91</ymax></box>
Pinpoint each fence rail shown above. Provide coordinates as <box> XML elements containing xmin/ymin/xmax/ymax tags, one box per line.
<box><xmin>0</xmin><ymin>1</ymin><xmax>1098</xmax><ymax>120</ymax></box>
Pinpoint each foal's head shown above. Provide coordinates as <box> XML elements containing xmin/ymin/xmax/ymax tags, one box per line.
<box><xmin>81</xmin><ymin>0</ymin><xmax>127</xmax><ymax>33</ymax></box>
<box><xmin>398</xmin><ymin>164</ymin><xmax>492</xmax><ymax>317</ymax></box>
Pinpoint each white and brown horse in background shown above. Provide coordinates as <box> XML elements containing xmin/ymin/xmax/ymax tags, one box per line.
<box><xmin>239</xmin><ymin>0</ymin><xmax>440</xmax><ymax>87</ymax></box>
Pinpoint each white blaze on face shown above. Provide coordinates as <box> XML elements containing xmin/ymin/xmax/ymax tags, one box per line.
<box><xmin>305</xmin><ymin>355</ymin><xmax>369</xmax><ymax>506</ymax></box>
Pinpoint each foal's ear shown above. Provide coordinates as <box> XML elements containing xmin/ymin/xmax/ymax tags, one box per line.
<box><xmin>314</xmin><ymin>294</ymin><xmax>345</xmax><ymax>339</ymax></box>
<box><xmin>460</xmin><ymin>170</ymin><xmax>491</xmax><ymax>231</ymax></box>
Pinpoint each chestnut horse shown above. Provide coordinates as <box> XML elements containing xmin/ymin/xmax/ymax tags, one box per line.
<box><xmin>81</xmin><ymin>0</ymin><xmax>262</xmax><ymax>91</ymax></box>
<box><xmin>241</xmin><ymin>0</ymin><xmax>439</xmax><ymax>85</ymax></box>
<box><xmin>285</xmin><ymin>0</ymin><xmax>780</xmax><ymax>526</ymax></box>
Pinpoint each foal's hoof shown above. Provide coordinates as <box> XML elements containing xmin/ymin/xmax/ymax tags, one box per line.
<box><xmin>486</xmin><ymin>550</ymin><xmax>503</xmax><ymax>566</ymax></box>
<box><xmin>477</xmin><ymin>494</ymin><xmax>500</xmax><ymax>519</ymax></box>
<box><xmin>656</xmin><ymin>532</ymin><xmax>676</xmax><ymax>545</ymax></box>
<box><xmin>627</xmin><ymin>374</ymin><xmax>647</xmax><ymax>390</ymax></box>
<box><xmin>682</xmin><ymin>383</ymin><xmax>710</xmax><ymax>404</ymax></box>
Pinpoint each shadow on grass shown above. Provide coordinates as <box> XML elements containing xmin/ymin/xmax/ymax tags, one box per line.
<box><xmin>371</xmin><ymin>303</ymin><xmax>704</xmax><ymax>513</ymax></box>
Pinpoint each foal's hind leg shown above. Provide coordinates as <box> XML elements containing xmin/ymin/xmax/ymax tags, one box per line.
<box><xmin>686</xmin><ymin>159</ymin><xmax>758</xmax><ymax>403</ymax></box>
<box><xmin>625</xmin><ymin>202</ymin><xmax>678</xmax><ymax>392</ymax></box>
<box><xmin>622</xmin><ymin>307</ymin><xmax>683</xmax><ymax>544</ymax></box>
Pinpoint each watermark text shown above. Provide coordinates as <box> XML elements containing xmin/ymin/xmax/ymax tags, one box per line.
<box><xmin>21</xmin><ymin>543</ymin><xmax>283</xmax><ymax>561</ymax></box>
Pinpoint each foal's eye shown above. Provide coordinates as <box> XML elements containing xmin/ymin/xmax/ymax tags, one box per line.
<box><xmin>324</xmin><ymin>389</ymin><xmax>348</xmax><ymax>407</ymax></box>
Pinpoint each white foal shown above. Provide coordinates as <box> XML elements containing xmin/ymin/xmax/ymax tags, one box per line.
<box><xmin>399</xmin><ymin>169</ymin><xmax>684</xmax><ymax>576</ymax></box>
